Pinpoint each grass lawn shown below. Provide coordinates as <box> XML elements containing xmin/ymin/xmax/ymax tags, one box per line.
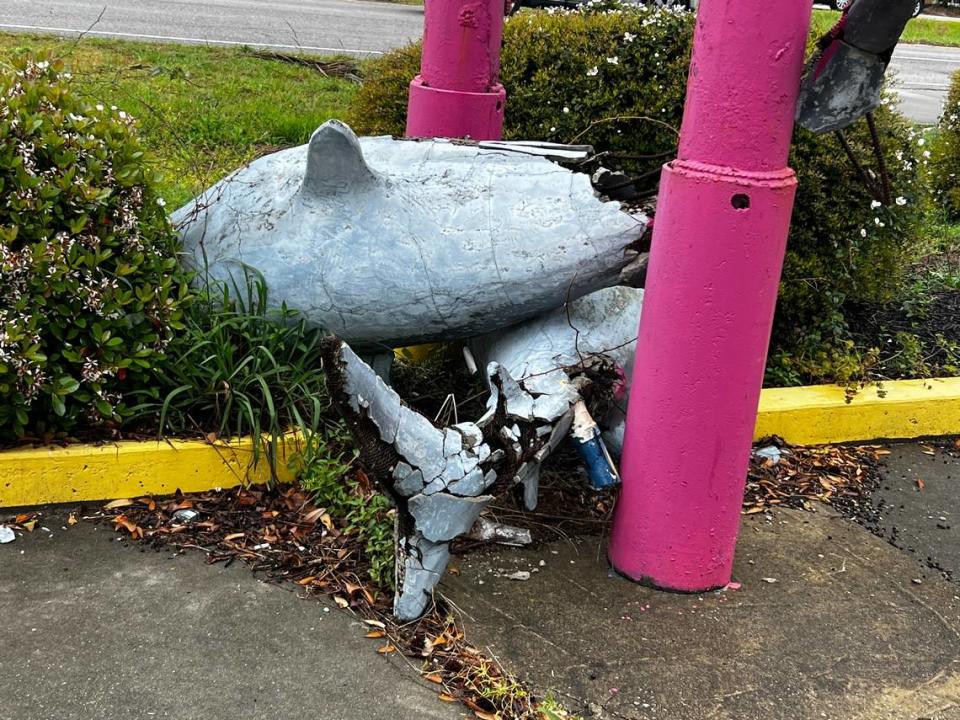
<box><xmin>812</xmin><ymin>8</ymin><xmax>960</xmax><ymax>47</ymax></box>
<box><xmin>0</xmin><ymin>33</ymin><xmax>359</xmax><ymax>208</ymax></box>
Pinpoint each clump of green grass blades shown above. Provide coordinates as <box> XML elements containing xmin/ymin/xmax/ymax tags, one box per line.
<box><xmin>129</xmin><ymin>269</ymin><xmax>334</xmax><ymax>478</ymax></box>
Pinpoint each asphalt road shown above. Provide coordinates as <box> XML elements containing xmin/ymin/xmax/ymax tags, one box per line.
<box><xmin>0</xmin><ymin>0</ymin><xmax>425</xmax><ymax>57</ymax></box>
<box><xmin>891</xmin><ymin>43</ymin><xmax>960</xmax><ymax>124</ymax></box>
<box><xmin>2</xmin><ymin>0</ymin><xmax>959</xmax><ymax>124</ymax></box>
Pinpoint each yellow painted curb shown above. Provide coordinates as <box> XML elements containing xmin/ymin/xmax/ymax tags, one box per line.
<box><xmin>2</xmin><ymin>377</ymin><xmax>959</xmax><ymax>508</ymax></box>
<box><xmin>0</xmin><ymin>435</ymin><xmax>299</xmax><ymax>508</ymax></box>
<box><xmin>755</xmin><ymin>377</ymin><xmax>960</xmax><ymax>445</ymax></box>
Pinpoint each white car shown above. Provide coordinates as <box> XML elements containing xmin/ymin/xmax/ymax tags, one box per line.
<box><xmin>825</xmin><ymin>0</ymin><xmax>924</xmax><ymax>17</ymax></box>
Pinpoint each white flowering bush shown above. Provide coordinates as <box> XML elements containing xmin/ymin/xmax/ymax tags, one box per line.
<box><xmin>929</xmin><ymin>70</ymin><xmax>960</xmax><ymax>221</ymax></box>
<box><xmin>349</xmin><ymin>2</ymin><xmax>692</xmax><ymax>159</ymax></box>
<box><xmin>351</xmin><ymin>2</ymin><xmax>922</xmax><ymax>380</ymax></box>
<box><xmin>0</xmin><ymin>56</ymin><xmax>189</xmax><ymax>439</ymax></box>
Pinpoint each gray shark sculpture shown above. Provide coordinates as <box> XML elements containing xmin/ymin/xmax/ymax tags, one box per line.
<box><xmin>173</xmin><ymin>120</ymin><xmax>648</xmax><ymax>350</ymax></box>
<box><xmin>173</xmin><ymin>121</ymin><xmax>650</xmax><ymax>620</ymax></box>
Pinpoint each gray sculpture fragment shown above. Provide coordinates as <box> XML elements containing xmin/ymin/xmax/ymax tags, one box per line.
<box><xmin>173</xmin><ymin>120</ymin><xmax>648</xmax><ymax>350</ymax></box>
<box><xmin>322</xmin><ymin>286</ymin><xmax>645</xmax><ymax>620</ymax></box>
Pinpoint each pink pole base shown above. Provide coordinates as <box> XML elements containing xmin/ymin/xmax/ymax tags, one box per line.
<box><xmin>608</xmin><ymin>159</ymin><xmax>797</xmax><ymax>593</ymax></box>
<box><xmin>406</xmin><ymin>77</ymin><xmax>506</xmax><ymax>140</ymax></box>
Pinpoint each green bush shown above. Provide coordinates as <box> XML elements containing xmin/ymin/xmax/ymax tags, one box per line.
<box><xmin>350</xmin><ymin>3</ymin><xmax>923</xmax><ymax>382</ymax></box>
<box><xmin>929</xmin><ymin>70</ymin><xmax>960</xmax><ymax>221</ymax></box>
<box><xmin>0</xmin><ymin>56</ymin><xmax>188</xmax><ymax>439</ymax></box>
<box><xmin>129</xmin><ymin>271</ymin><xmax>335</xmax><ymax>475</ymax></box>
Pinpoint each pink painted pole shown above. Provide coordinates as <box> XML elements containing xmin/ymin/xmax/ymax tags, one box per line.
<box><xmin>608</xmin><ymin>0</ymin><xmax>813</xmax><ymax>592</ymax></box>
<box><xmin>406</xmin><ymin>0</ymin><xmax>506</xmax><ymax>140</ymax></box>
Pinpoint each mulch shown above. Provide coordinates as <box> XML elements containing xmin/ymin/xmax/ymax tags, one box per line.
<box><xmin>847</xmin><ymin>286</ymin><xmax>960</xmax><ymax>380</ymax></box>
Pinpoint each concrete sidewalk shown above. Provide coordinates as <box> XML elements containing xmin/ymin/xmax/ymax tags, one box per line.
<box><xmin>0</xmin><ymin>508</ymin><xmax>461</xmax><ymax>720</ymax></box>
<box><xmin>441</xmin><ymin>506</ymin><xmax>960</xmax><ymax>720</ymax></box>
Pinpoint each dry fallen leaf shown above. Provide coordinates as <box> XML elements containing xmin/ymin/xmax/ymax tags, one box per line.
<box><xmin>104</xmin><ymin>499</ymin><xmax>134</xmax><ymax>509</ymax></box>
<box><xmin>424</xmin><ymin>672</ymin><xmax>444</xmax><ymax>684</ymax></box>
<box><xmin>474</xmin><ymin>712</ymin><xmax>499</xmax><ymax>720</ymax></box>
<box><xmin>916</xmin><ymin>478</ymin><xmax>926</xmax><ymax>491</ymax></box>
<box><xmin>113</xmin><ymin>515</ymin><xmax>143</xmax><ymax>539</ymax></box>
<box><xmin>333</xmin><ymin>596</ymin><xmax>349</xmax><ymax>609</ymax></box>
<box><xmin>365</xmin><ymin>630</ymin><xmax>386</xmax><ymax>639</ymax></box>
<box><xmin>377</xmin><ymin>643</ymin><xmax>396</xmax><ymax>654</ymax></box>
<box><xmin>22</xmin><ymin>520</ymin><xmax>36</xmax><ymax>532</ymax></box>
<box><xmin>14</xmin><ymin>513</ymin><xmax>31</xmax><ymax>524</ymax></box>
<box><xmin>362</xmin><ymin>619</ymin><xmax>386</xmax><ymax>629</ymax></box>
<box><xmin>223</xmin><ymin>532</ymin><xmax>245</xmax><ymax>542</ymax></box>
<box><xmin>301</xmin><ymin>508</ymin><xmax>325</xmax><ymax>525</ymax></box>
<box><xmin>438</xmin><ymin>693</ymin><xmax>457</xmax><ymax>702</ymax></box>
<box><xmin>296</xmin><ymin>576</ymin><xmax>316</xmax><ymax>586</ymax></box>
<box><xmin>67</xmin><ymin>513</ymin><xmax>78</xmax><ymax>526</ymax></box>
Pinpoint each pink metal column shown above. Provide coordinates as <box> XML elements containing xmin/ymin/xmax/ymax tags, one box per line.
<box><xmin>609</xmin><ymin>0</ymin><xmax>813</xmax><ymax>591</ymax></box>
<box><xmin>406</xmin><ymin>0</ymin><xmax>506</xmax><ymax>140</ymax></box>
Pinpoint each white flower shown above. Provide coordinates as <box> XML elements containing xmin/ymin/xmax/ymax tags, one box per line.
<box><xmin>36</xmin><ymin>60</ymin><xmax>49</xmax><ymax>70</ymax></box>
<box><xmin>624</xmin><ymin>32</ymin><xmax>636</xmax><ymax>42</ymax></box>
<box><xmin>606</xmin><ymin>56</ymin><xmax>619</xmax><ymax>65</ymax></box>
<box><xmin>870</xmin><ymin>200</ymin><xmax>882</xmax><ymax>209</ymax></box>
<box><xmin>587</xmin><ymin>66</ymin><xmax>599</xmax><ymax>76</ymax></box>
<box><xmin>156</xmin><ymin>198</ymin><xmax>166</xmax><ymax>207</ymax></box>
<box><xmin>918</xmin><ymin>138</ymin><xmax>925</xmax><ymax>146</ymax></box>
<box><xmin>896</xmin><ymin>196</ymin><xmax>908</xmax><ymax>206</ymax></box>
<box><xmin>923</xmin><ymin>150</ymin><xmax>931</xmax><ymax>158</ymax></box>
<box><xmin>95</xmin><ymin>104</ymin><xmax>104</xmax><ymax>111</ymax></box>
<box><xmin>563</xmin><ymin>106</ymin><xmax>570</xmax><ymax>113</ymax></box>
<box><xmin>550</xmin><ymin>127</ymin><xmax>556</xmax><ymax>132</ymax></box>
<box><xmin>859</xmin><ymin>228</ymin><xmax>867</xmax><ymax>237</ymax></box>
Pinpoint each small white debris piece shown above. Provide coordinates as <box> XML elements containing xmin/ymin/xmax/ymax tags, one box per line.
<box><xmin>173</xmin><ymin>509</ymin><xmax>200</xmax><ymax>523</ymax></box>
<box><xmin>0</xmin><ymin>526</ymin><xmax>15</xmax><ymax>544</ymax></box>
<box><xmin>506</xmin><ymin>571</ymin><xmax>531</xmax><ymax>581</ymax></box>
<box><xmin>468</xmin><ymin>517</ymin><xmax>532</xmax><ymax>546</ymax></box>
<box><xmin>761</xmin><ymin>577</ymin><xmax>778</xmax><ymax>584</ymax></box>
<box><xmin>754</xmin><ymin>446</ymin><xmax>782</xmax><ymax>464</ymax></box>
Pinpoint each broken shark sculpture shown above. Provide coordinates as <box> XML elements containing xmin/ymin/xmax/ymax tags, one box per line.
<box><xmin>322</xmin><ymin>286</ymin><xmax>644</xmax><ymax>620</ymax></box>
<box><xmin>173</xmin><ymin>120</ymin><xmax>648</xmax><ymax>350</ymax></box>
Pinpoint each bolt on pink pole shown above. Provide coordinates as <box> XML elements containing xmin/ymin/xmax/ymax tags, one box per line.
<box><xmin>609</xmin><ymin>0</ymin><xmax>813</xmax><ymax>592</ymax></box>
<box><xmin>406</xmin><ymin>0</ymin><xmax>507</xmax><ymax>140</ymax></box>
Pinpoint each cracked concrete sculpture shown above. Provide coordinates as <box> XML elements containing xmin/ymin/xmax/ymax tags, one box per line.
<box><xmin>322</xmin><ymin>286</ymin><xmax>645</xmax><ymax>620</ymax></box>
<box><xmin>173</xmin><ymin>120</ymin><xmax>648</xmax><ymax>350</ymax></box>
<box><xmin>172</xmin><ymin>119</ymin><xmax>651</xmax><ymax>620</ymax></box>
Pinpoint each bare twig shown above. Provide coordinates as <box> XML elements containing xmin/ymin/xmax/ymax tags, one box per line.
<box><xmin>569</xmin><ymin>114</ymin><xmax>680</xmax><ymax>144</ymax></box>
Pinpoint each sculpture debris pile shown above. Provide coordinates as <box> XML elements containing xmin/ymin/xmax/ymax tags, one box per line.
<box><xmin>175</xmin><ymin>120</ymin><xmax>652</xmax><ymax>619</ymax></box>
<box><xmin>322</xmin><ymin>285</ymin><xmax>645</xmax><ymax>618</ymax></box>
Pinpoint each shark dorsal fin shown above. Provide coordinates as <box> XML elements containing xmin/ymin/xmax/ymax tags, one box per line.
<box><xmin>303</xmin><ymin>120</ymin><xmax>377</xmax><ymax>196</ymax></box>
